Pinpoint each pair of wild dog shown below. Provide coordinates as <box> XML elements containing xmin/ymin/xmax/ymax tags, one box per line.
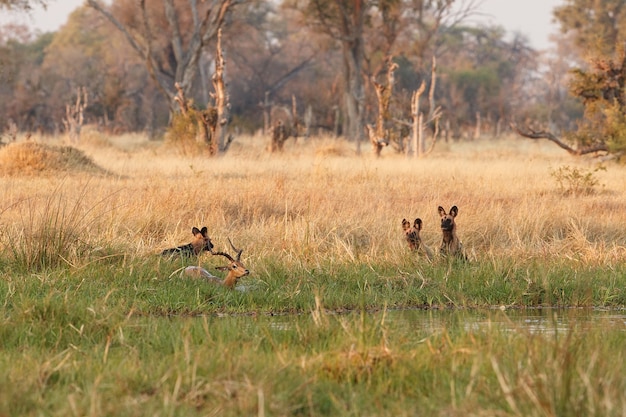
<box><xmin>161</xmin><ymin>226</ymin><xmax>249</xmax><ymax>288</ymax></box>
<box><xmin>402</xmin><ymin>205</ymin><xmax>467</xmax><ymax>261</ymax></box>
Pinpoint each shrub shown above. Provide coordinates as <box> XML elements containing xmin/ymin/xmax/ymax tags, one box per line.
<box><xmin>550</xmin><ymin>164</ymin><xmax>606</xmax><ymax>196</ymax></box>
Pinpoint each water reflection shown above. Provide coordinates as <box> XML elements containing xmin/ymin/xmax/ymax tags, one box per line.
<box><xmin>260</xmin><ymin>308</ymin><xmax>626</xmax><ymax>335</ymax></box>
<box><xmin>379</xmin><ymin>307</ymin><xmax>626</xmax><ymax>335</ymax></box>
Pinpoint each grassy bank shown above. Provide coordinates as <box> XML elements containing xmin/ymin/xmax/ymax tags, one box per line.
<box><xmin>1</xmin><ymin>133</ymin><xmax>625</xmax><ymax>415</ymax></box>
<box><xmin>1</xmin><ymin>306</ymin><xmax>625</xmax><ymax>416</ymax></box>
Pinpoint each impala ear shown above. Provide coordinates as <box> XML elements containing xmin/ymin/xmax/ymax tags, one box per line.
<box><xmin>215</xmin><ymin>266</ymin><xmax>229</xmax><ymax>271</ymax></box>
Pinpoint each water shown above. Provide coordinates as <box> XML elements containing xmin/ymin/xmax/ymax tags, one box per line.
<box><xmin>261</xmin><ymin>307</ymin><xmax>626</xmax><ymax>335</ymax></box>
<box><xmin>384</xmin><ymin>307</ymin><xmax>626</xmax><ymax>334</ymax></box>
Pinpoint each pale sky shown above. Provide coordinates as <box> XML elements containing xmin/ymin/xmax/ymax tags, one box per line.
<box><xmin>471</xmin><ymin>0</ymin><xmax>563</xmax><ymax>50</ymax></box>
<box><xmin>1</xmin><ymin>0</ymin><xmax>564</xmax><ymax>50</ymax></box>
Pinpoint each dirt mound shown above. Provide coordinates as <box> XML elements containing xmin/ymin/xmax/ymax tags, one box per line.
<box><xmin>0</xmin><ymin>141</ymin><xmax>110</xmax><ymax>176</ymax></box>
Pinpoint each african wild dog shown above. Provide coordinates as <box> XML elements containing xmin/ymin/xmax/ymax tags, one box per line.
<box><xmin>402</xmin><ymin>218</ymin><xmax>422</xmax><ymax>251</ymax></box>
<box><xmin>402</xmin><ymin>218</ymin><xmax>434</xmax><ymax>260</ymax></box>
<box><xmin>162</xmin><ymin>226</ymin><xmax>214</xmax><ymax>257</ymax></box>
<box><xmin>438</xmin><ymin>206</ymin><xmax>467</xmax><ymax>260</ymax></box>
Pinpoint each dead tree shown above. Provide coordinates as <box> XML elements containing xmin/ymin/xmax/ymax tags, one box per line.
<box><xmin>411</xmin><ymin>81</ymin><xmax>426</xmax><ymax>157</ymax></box>
<box><xmin>402</xmin><ymin>57</ymin><xmax>442</xmax><ymax>158</ymax></box>
<box><xmin>63</xmin><ymin>87</ymin><xmax>88</xmax><ymax>144</ymax></box>
<box><xmin>260</xmin><ymin>91</ymin><xmax>272</xmax><ymax>135</ymax></box>
<box><xmin>172</xmin><ymin>30</ymin><xmax>233</xmax><ymax>156</ymax></box>
<box><xmin>211</xmin><ymin>29</ymin><xmax>233</xmax><ymax>153</ymax></box>
<box><xmin>368</xmin><ymin>59</ymin><xmax>397</xmax><ymax>157</ymax></box>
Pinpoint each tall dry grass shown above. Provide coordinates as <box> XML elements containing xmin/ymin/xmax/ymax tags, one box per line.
<box><xmin>1</xmin><ymin>133</ymin><xmax>624</xmax><ymax>270</ymax></box>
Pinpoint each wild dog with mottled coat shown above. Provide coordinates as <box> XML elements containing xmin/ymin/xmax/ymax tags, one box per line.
<box><xmin>402</xmin><ymin>218</ymin><xmax>434</xmax><ymax>260</ymax></box>
<box><xmin>402</xmin><ymin>218</ymin><xmax>422</xmax><ymax>250</ymax></box>
<box><xmin>438</xmin><ymin>206</ymin><xmax>466</xmax><ymax>260</ymax></box>
<box><xmin>162</xmin><ymin>226</ymin><xmax>214</xmax><ymax>257</ymax></box>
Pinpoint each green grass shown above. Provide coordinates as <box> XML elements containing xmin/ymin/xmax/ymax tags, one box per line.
<box><xmin>1</xmin><ymin>283</ymin><xmax>625</xmax><ymax>416</ymax></box>
<box><xmin>1</xmin><ymin>251</ymin><xmax>625</xmax><ymax>415</ymax></box>
<box><xmin>1</xmin><ymin>136</ymin><xmax>626</xmax><ymax>415</ymax></box>
<box><xmin>3</xmin><ymin>254</ymin><xmax>624</xmax><ymax>318</ymax></box>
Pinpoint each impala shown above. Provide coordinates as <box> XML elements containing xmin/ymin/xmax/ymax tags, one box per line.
<box><xmin>184</xmin><ymin>238</ymin><xmax>249</xmax><ymax>288</ymax></box>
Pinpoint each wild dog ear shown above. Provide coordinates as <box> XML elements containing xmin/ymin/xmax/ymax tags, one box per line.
<box><xmin>200</xmin><ymin>226</ymin><xmax>208</xmax><ymax>236</ymax></box>
<box><xmin>414</xmin><ymin>218</ymin><xmax>422</xmax><ymax>231</ymax></box>
<box><xmin>449</xmin><ymin>206</ymin><xmax>458</xmax><ymax>217</ymax></box>
<box><xmin>192</xmin><ymin>227</ymin><xmax>201</xmax><ymax>235</ymax></box>
<box><xmin>402</xmin><ymin>219</ymin><xmax>411</xmax><ymax>230</ymax></box>
<box><xmin>438</xmin><ymin>206</ymin><xmax>446</xmax><ymax>217</ymax></box>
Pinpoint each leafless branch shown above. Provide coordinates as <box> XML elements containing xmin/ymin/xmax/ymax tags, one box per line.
<box><xmin>510</xmin><ymin>123</ymin><xmax>609</xmax><ymax>156</ymax></box>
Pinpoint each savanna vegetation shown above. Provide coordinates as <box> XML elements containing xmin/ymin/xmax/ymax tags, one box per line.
<box><xmin>0</xmin><ymin>133</ymin><xmax>625</xmax><ymax>415</ymax></box>
<box><xmin>1</xmin><ymin>0</ymin><xmax>626</xmax><ymax>415</ymax></box>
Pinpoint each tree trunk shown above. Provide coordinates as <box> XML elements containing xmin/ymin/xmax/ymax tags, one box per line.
<box><xmin>340</xmin><ymin>1</ymin><xmax>366</xmax><ymax>154</ymax></box>
<box><xmin>411</xmin><ymin>81</ymin><xmax>426</xmax><ymax>158</ymax></box>
<box><xmin>212</xmin><ymin>29</ymin><xmax>229</xmax><ymax>154</ymax></box>
<box><xmin>473</xmin><ymin>112</ymin><xmax>481</xmax><ymax>140</ymax></box>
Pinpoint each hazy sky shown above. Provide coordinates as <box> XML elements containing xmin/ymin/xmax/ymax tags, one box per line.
<box><xmin>471</xmin><ymin>0</ymin><xmax>563</xmax><ymax>50</ymax></box>
<box><xmin>1</xmin><ymin>0</ymin><xmax>563</xmax><ymax>50</ymax></box>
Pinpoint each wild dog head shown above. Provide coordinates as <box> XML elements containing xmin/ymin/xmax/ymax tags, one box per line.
<box><xmin>438</xmin><ymin>206</ymin><xmax>458</xmax><ymax>233</ymax></box>
<box><xmin>162</xmin><ymin>226</ymin><xmax>214</xmax><ymax>257</ymax></box>
<box><xmin>402</xmin><ymin>218</ymin><xmax>423</xmax><ymax>251</ymax></box>
<box><xmin>190</xmin><ymin>226</ymin><xmax>214</xmax><ymax>255</ymax></box>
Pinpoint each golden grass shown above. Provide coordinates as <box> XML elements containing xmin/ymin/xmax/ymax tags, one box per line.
<box><xmin>0</xmin><ymin>141</ymin><xmax>109</xmax><ymax>176</ymax></box>
<box><xmin>1</xmin><ymin>133</ymin><xmax>625</xmax><ymax>267</ymax></box>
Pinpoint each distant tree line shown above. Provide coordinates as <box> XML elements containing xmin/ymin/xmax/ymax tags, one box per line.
<box><xmin>3</xmin><ymin>0</ymin><xmax>621</xmax><ymax>158</ymax></box>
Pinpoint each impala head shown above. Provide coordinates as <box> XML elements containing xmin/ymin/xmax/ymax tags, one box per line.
<box><xmin>213</xmin><ymin>238</ymin><xmax>249</xmax><ymax>288</ymax></box>
<box><xmin>438</xmin><ymin>206</ymin><xmax>458</xmax><ymax>232</ymax></box>
<box><xmin>191</xmin><ymin>226</ymin><xmax>214</xmax><ymax>255</ymax></box>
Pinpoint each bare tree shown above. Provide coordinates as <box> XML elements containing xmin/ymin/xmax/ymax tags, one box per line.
<box><xmin>86</xmin><ymin>0</ymin><xmax>238</xmax><ymax>112</ymax></box>
<box><xmin>368</xmin><ymin>58</ymin><xmax>397</xmax><ymax>157</ymax></box>
<box><xmin>172</xmin><ymin>30</ymin><xmax>233</xmax><ymax>155</ymax></box>
<box><xmin>63</xmin><ymin>86</ymin><xmax>88</xmax><ymax>144</ymax></box>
